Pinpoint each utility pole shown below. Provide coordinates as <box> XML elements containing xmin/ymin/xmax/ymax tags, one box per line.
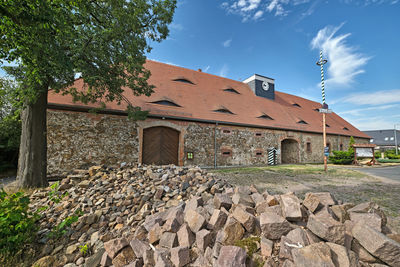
<box><xmin>395</xmin><ymin>124</ymin><xmax>399</xmax><ymax>155</ymax></box>
<box><xmin>316</xmin><ymin>50</ymin><xmax>329</xmax><ymax>172</ymax></box>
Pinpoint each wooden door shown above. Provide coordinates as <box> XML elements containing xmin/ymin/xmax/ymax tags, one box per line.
<box><xmin>142</xmin><ymin>126</ymin><xmax>179</xmax><ymax>165</ymax></box>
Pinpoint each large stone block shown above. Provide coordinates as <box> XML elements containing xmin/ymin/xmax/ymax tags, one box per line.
<box><xmin>352</xmin><ymin>223</ymin><xmax>400</xmax><ymax>266</ymax></box>
<box><xmin>104</xmin><ymin>238</ymin><xmax>129</xmax><ymax>259</ymax></box>
<box><xmin>214</xmin><ymin>193</ymin><xmax>233</xmax><ymax>210</ymax></box>
<box><xmin>220</xmin><ymin>216</ymin><xmax>245</xmax><ymax>245</ymax></box>
<box><xmin>291</xmin><ymin>242</ymin><xmax>335</xmax><ymax>267</ymax></box>
<box><xmin>307</xmin><ymin>214</ymin><xmax>345</xmax><ymax>245</ymax></box>
<box><xmin>170</xmin><ymin>246</ymin><xmax>190</xmax><ymax>267</ymax></box>
<box><xmin>184</xmin><ymin>209</ymin><xmax>206</xmax><ymax>233</ymax></box>
<box><xmin>216</xmin><ymin>246</ymin><xmax>247</xmax><ymax>267</ymax></box>
<box><xmin>280</xmin><ymin>193</ymin><xmax>302</xmax><ymax>221</ymax></box>
<box><xmin>177</xmin><ymin>223</ymin><xmax>195</xmax><ymax>247</ymax></box>
<box><xmin>260</xmin><ymin>211</ymin><xmax>292</xmax><ymax>240</ymax></box>
<box><xmin>232</xmin><ymin>206</ymin><xmax>256</xmax><ymax>232</ymax></box>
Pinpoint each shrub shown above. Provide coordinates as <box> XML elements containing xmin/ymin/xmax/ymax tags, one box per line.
<box><xmin>374</xmin><ymin>151</ymin><xmax>381</xmax><ymax>159</ymax></box>
<box><xmin>329</xmin><ymin>150</ymin><xmax>354</xmax><ymax>165</ymax></box>
<box><xmin>0</xmin><ymin>190</ymin><xmax>38</xmax><ymax>254</ymax></box>
<box><xmin>377</xmin><ymin>158</ymin><xmax>400</xmax><ymax>163</ymax></box>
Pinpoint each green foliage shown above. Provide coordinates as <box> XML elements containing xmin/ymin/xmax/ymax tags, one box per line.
<box><xmin>348</xmin><ymin>136</ymin><xmax>355</xmax><ymax>154</ymax></box>
<box><xmin>0</xmin><ymin>190</ymin><xmax>38</xmax><ymax>254</ymax></box>
<box><xmin>329</xmin><ymin>151</ymin><xmax>354</xmax><ymax>165</ymax></box>
<box><xmin>0</xmin><ymin>0</ymin><xmax>177</xmax><ymax>113</ymax></box>
<box><xmin>79</xmin><ymin>243</ymin><xmax>89</xmax><ymax>256</ymax></box>
<box><xmin>48</xmin><ymin>181</ymin><xmax>68</xmax><ymax>204</ymax></box>
<box><xmin>0</xmin><ymin>78</ymin><xmax>21</xmax><ymax>171</ymax></box>
<box><xmin>234</xmin><ymin>236</ymin><xmax>262</xmax><ymax>265</ymax></box>
<box><xmin>384</xmin><ymin>149</ymin><xmax>400</xmax><ymax>159</ymax></box>
<box><xmin>377</xmin><ymin>158</ymin><xmax>400</xmax><ymax>163</ymax></box>
<box><xmin>49</xmin><ymin>209</ymin><xmax>83</xmax><ymax>239</ymax></box>
<box><xmin>374</xmin><ymin>151</ymin><xmax>381</xmax><ymax>159</ymax></box>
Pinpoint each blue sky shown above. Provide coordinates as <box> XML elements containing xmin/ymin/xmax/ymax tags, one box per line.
<box><xmin>148</xmin><ymin>0</ymin><xmax>400</xmax><ymax>131</ymax></box>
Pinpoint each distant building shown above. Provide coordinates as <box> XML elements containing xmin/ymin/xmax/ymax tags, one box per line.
<box><xmin>364</xmin><ymin>129</ymin><xmax>400</xmax><ymax>151</ymax></box>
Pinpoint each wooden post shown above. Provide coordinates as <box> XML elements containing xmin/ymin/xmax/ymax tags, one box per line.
<box><xmin>323</xmin><ymin>112</ymin><xmax>327</xmax><ymax>172</ymax></box>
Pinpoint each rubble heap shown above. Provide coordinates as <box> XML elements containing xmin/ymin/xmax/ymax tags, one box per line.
<box><xmin>99</xmin><ymin>188</ymin><xmax>400</xmax><ymax>267</ymax></box>
<box><xmin>29</xmin><ymin>165</ymin><xmax>400</xmax><ymax>267</ymax></box>
<box><xmin>30</xmin><ymin>164</ymin><xmax>232</xmax><ymax>266</ymax></box>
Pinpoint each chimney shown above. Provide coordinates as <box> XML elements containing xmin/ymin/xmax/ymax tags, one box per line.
<box><xmin>198</xmin><ymin>69</ymin><xmax>202</xmax><ymax>72</ymax></box>
<box><xmin>243</xmin><ymin>74</ymin><xmax>275</xmax><ymax>100</ymax></box>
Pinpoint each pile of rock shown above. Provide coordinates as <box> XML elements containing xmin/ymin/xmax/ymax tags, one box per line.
<box><xmin>98</xmin><ymin>187</ymin><xmax>400</xmax><ymax>267</ymax></box>
<box><xmin>29</xmin><ymin>164</ymin><xmax>232</xmax><ymax>267</ymax></box>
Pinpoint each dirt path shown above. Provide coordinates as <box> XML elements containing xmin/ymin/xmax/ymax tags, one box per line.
<box><xmin>212</xmin><ymin>165</ymin><xmax>400</xmax><ymax>233</ymax></box>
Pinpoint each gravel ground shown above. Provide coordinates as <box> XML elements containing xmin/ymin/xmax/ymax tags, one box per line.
<box><xmin>212</xmin><ymin>165</ymin><xmax>400</xmax><ymax>233</ymax></box>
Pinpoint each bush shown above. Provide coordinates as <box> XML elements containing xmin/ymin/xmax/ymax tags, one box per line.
<box><xmin>374</xmin><ymin>151</ymin><xmax>381</xmax><ymax>159</ymax></box>
<box><xmin>0</xmin><ymin>190</ymin><xmax>38</xmax><ymax>254</ymax></box>
<box><xmin>377</xmin><ymin>158</ymin><xmax>400</xmax><ymax>163</ymax></box>
<box><xmin>329</xmin><ymin>150</ymin><xmax>354</xmax><ymax>165</ymax></box>
<box><xmin>385</xmin><ymin>149</ymin><xmax>400</xmax><ymax>159</ymax></box>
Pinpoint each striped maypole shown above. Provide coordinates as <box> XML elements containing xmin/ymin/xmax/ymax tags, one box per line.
<box><xmin>316</xmin><ymin>50</ymin><xmax>328</xmax><ymax>172</ymax></box>
<box><xmin>318</xmin><ymin>50</ymin><xmax>327</xmax><ymax>105</ymax></box>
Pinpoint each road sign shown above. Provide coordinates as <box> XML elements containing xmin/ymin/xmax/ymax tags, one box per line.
<box><xmin>319</xmin><ymin>108</ymin><xmax>332</xmax><ymax>113</ymax></box>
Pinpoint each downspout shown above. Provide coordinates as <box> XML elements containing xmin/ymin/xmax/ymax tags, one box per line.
<box><xmin>214</xmin><ymin>122</ymin><xmax>218</xmax><ymax>168</ymax></box>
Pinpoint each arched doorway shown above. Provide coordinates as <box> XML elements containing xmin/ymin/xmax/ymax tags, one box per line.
<box><xmin>281</xmin><ymin>139</ymin><xmax>299</xmax><ymax>164</ymax></box>
<box><xmin>142</xmin><ymin>126</ymin><xmax>179</xmax><ymax>165</ymax></box>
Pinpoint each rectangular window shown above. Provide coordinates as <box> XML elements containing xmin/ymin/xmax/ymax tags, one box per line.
<box><xmin>255</xmin><ymin>150</ymin><xmax>263</xmax><ymax>157</ymax></box>
<box><xmin>221</xmin><ymin>149</ymin><xmax>232</xmax><ymax>157</ymax></box>
<box><xmin>306</xmin><ymin>142</ymin><xmax>311</xmax><ymax>153</ymax></box>
<box><xmin>340</xmin><ymin>144</ymin><xmax>343</xmax><ymax>151</ymax></box>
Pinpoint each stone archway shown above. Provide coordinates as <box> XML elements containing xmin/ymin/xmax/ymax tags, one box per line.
<box><xmin>281</xmin><ymin>138</ymin><xmax>299</xmax><ymax>164</ymax></box>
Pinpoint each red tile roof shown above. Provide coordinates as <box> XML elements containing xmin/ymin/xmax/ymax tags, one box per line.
<box><xmin>48</xmin><ymin>60</ymin><xmax>370</xmax><ymax>139</ymax></box>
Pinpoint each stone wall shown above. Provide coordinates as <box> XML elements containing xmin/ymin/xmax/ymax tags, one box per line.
<box><xmin>47</xmin><ymin>110</ymin><xmax>369</xmax><ymax>174</ymax></box>
<box><xmin>47</xmin><ymin>110</ymin><xmax>139</xmax><ymax>175</ymax></box>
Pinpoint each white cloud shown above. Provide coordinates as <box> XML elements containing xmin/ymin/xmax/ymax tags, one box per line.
<box><xmin>169</xmin><ymin>23</ymin><xmax>183</xmax><ymax>31</ymax></box>
<box><xmin>339</xmin><ymin>104</ymin><xmax>399</xmax><ymax>116</ymax></box>
<box><xmin>222</xmin><ymin>38</ymin><xmax>232</xmax><ymax>48</ymax></box>
<box><xmin>253</xmin><ymin>10</ymin><xmax>264</xmax><ymax>19</ymax></box>
<box><xmin>343</xmin><ymin>115</ymin><xmax>398</xmax><ymax>131</ymax></box>
<box><xmin>343</xmin><ymin>89</ymin><xmax>400</xmax><ymax>105</ymax></box>
<box><xmin>311</xmin><ymin>23</ymin><xmax>370</xmax><ymax>87</ymax></box>
<box><xmin>219</xmin><ymin>64</ymin><xmax>229</xmax><ymax>77</ymax></box>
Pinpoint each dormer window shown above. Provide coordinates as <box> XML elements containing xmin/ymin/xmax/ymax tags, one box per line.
<box><xmin>173</xmin><ymin>78</ymin><xmax>194</xmax><ymax>85</ymax></box>
<box><xmin>297</xmin><ymin>120</ymin><xmax>308</xmax><ymax>125</ymax></box>
<box><xmin>326</xmin><ymin>124</ymin><xmax>330</xmax><ymax>128</ymax></box>
<box><xmin>150</xmin><ymin>100</ymin><xmax>181</xmax><ymax>107</ymax></box>
<box><xmin>343</xmin><ymin>127</ymin><xmax>349</xmax><ymax>131</ymax></box>
<box><xmin>223</xmin><ymin>88</ymin><xmax>240</xmax><ymax>94</ymax></box>
<box><xmin>314</xmin><ymin>108</ymin><xmax>320</xmax><ymax>112</ymax></box>
<box><xmin>292</xmin><ymin>103</ymin><xmax>301</xmax><ymax>107</ymax></box>
<box><xmin>213</xmin><ymin>107</ymin><xmax>234</xmax><ymax>114</ymax></box>
<box><xmin>257</xmin><ymin>114</ymin><xmax>273</xmax><ymax>120</ymax></box>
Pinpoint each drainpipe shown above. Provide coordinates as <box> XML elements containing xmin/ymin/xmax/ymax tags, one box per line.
<box><xmin>214</xmin><ymin>122</ymin><xmax>218</xmax><ymax>168</ymax></box>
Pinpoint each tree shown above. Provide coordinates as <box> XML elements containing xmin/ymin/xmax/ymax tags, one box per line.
<box><xmin>0</xmin><ymin>0</ymin><xmax>176</xmax><ymax>187</ymax></box>
<box><xmin>0</xmin><ymin>78</ymin><xmax>21</xmax><ymax>171</ymax></box>
<box><xmin>348</xmin><ymin>136</ymin><xmax>355</xmax><ymax>155</ymax></box>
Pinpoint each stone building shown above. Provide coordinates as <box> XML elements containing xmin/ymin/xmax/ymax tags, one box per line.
<box><xmin>47</xmin><ymin>60</ymin><xmax>369</xmax><ymax>174</ymax></box>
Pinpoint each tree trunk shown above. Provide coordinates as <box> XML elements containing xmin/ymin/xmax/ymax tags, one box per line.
<box><xmin>17</xmin><ymin>88</ymin><xmax>49</xmax><ymax>188</ymax></box>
